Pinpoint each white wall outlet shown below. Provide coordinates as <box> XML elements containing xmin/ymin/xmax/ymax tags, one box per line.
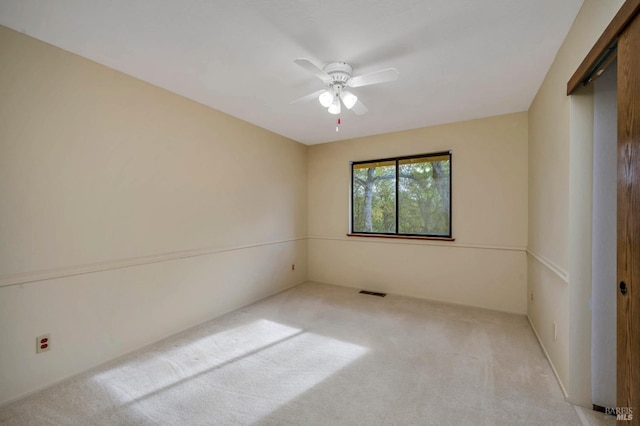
<box><xmin>530</xmin><ymin>292</ymin><xmax>534</xmax><ymax>302</ymax></box>
<box><xmin>553</xmin><ymin>323</ymin><xmax>558</xmax><ymax>341</ymax></box>
<box><xmin>36</xmin><ymin>334</ymin><xmax>50</xmax><ymax>354</ymax></box>
<box><xmin>291</xmin><ymin>264</ymin><xmax>295</xmax><ymax>271</ymax></box>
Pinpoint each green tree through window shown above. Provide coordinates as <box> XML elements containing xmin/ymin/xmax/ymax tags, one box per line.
<box><xmin>351</xmin><ymin>152</ymin><xmax>451</xmax><ymax>237</ymax></box>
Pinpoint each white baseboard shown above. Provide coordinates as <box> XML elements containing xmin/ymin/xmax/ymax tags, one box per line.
<box><xmin>527</xmin><ymin>314</ymin><xmax>569</xmax><ymax>399</ymax></box>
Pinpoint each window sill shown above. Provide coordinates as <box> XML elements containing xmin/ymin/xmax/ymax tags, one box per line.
<box><xmin>346</xmin><ymin>233</ymin><xmax>455</xmax><ymax>242</ymax></box>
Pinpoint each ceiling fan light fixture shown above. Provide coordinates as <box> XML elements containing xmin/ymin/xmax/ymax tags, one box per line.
<box><xmin>340</xmin><ymin>91</ymin><xmax>358</xmax><ymax>109</ymax></box>
<box><xmin>328</xmin><ymin>97</ymin><xmax>341</xmax><ymax>115</ymax></box>
<box><xmin>293</xmin><ymin>59</ymin><xmax>397</xmax><ymax>118</ymax></box>
<box><xmin>319</xmin><ymin>90</ymin><xmax>334</xmax><ymax>107</ymax></box>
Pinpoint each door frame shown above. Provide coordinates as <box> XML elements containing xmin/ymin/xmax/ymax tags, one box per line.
<box><xmin>568</xmin><ymin>0</ymin><xmax>640</xmax><ymax>420</ymax></box>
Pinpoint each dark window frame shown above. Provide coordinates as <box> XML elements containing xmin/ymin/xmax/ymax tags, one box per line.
<box><xmin>350</xmin><ymin>151</ymin><xmax>452</xmax><ymax>239</ymax></box>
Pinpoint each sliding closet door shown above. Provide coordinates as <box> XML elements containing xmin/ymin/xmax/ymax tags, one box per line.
<box><xmin>617</xmin><ymin>12</ymin><xmax>640</xmax><ymax>417</ymax></box>
<box><xmin>593</xmin><ymin>60</ymin><xmax>617</xmax><ymax>410</ymax></box>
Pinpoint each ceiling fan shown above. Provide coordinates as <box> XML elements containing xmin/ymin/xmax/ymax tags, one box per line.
<box><xmin>291</xmin><ymin>58</ymin><xmax>399</xmax><ymax>116</ymax></box>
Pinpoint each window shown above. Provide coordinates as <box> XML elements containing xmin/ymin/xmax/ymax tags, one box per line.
<box><xmin>351</xmin><ymin>152</ymin><xmax>451</xmax><ymax>238</ymax></box>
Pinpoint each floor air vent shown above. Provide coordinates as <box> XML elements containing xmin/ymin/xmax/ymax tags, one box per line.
<box><xmin>359</xmin><ymin>290</ymin><xmax>387</xmax><ymax>297</ymax></box>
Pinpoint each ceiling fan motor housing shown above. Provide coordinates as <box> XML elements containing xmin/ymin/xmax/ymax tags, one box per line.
<box><xmin>323</xmin><ymin>62</ymin><xmax>353</xmax><ymax>84</ymax></box>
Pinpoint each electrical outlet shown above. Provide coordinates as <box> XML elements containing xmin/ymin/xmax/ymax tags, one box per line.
<box><xmin>291</xmin><ymin>264</ymin><xmax>295</xmax><ymax>271</ymax></box>
<box><xmin>530</xmin><ymin>292</ymin><xmax>534</xmax><ymax>302</ymax></box>
<box><xmin>36</xmin><ymin>334</ymin><xmax>50</xmax><ymax>354</ymax></box>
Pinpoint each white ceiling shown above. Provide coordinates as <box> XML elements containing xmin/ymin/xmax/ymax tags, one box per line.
<box><xmin>0</xmin><ymin>0</ymin><xmax>583</xmax><ymax>145</ymax></box>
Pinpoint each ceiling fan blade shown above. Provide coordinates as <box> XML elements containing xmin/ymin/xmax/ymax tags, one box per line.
<box><xmin>347</xmin><ymin>68</ymin><xmax>399</xmax><ymax>88</ymax></box>
<box><xmin>290</xmin><ymin>89</ymin><xmax>325</xmax><ymax>104</ymax></box>
<box><xmin>351</xmin><ymin>100</ymin><xmax>368</xmax><ymax>115</ymax></box>
<box><xmin>294</xmin><ymin>58</ymin><xmax>332</xmax><ymax>82</ymax></box>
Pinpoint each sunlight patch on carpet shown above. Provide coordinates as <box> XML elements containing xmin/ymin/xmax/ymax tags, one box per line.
<box><xmin>90</xmin><ymin>319</ymin><xmax>368</xmax><ymax>424</ymax></box>
<box><xmin>91</xmin><ymin>319</ymin><xmax>302</xmax><ymax>403</ymax></box>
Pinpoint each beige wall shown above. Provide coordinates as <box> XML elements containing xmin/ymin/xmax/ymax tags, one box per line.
<box><xmin>0</xmin><ymin>26</ymin><xmax>308</xmax><ymax>404</ymax></box>
<box><xmin>308</xmin><ymin>112</ymin><xmax>528</xmax><ymax>314</ymax></box>
<box><xmin>527</xmin><ymin>0</ymin><xmax>624</xmax><ymax>405</ymax></box>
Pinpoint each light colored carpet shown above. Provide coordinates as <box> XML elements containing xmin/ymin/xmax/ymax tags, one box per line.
<box><xmin>0</xmin><ymin>282</ymin><xmax>598</xmax><ymax>425</ymax></box>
